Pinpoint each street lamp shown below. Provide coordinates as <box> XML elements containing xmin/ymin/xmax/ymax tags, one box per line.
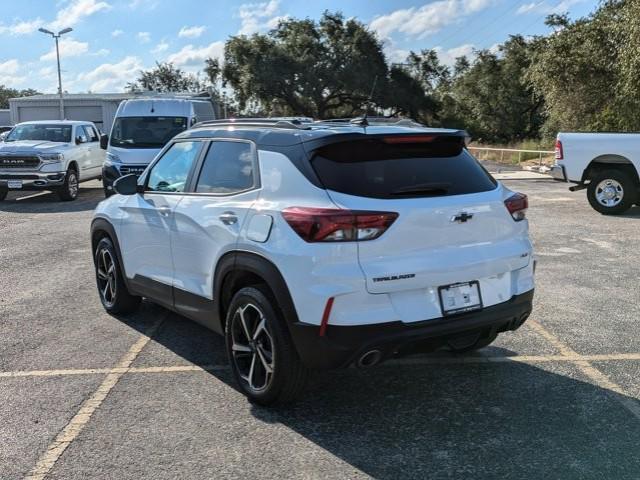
<box><xmin>38</xmin><ymin>27</ymin><xmax>73</xmax><ymax>120</ymax></box>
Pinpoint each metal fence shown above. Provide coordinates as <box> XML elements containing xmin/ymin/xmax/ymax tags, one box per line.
<box><xmin>468</xmin><ymin>146</ymin><xmax>555</xmax><ymax>167</ymax></box>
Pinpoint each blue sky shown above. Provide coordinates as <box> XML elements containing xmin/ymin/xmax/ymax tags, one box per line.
<box><xmin>0</xmin><ymin>0</ymin><xmax>598</xmax><ymax>93</ymax></box>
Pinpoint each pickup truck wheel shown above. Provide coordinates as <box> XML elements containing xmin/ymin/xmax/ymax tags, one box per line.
<box><xmin>94</xmin><ymin>237</ymin><xmax>141</xmax><ymax>314</ymax></box>
<box><xmin>0</xmin><ymin>189</ymin><xmax>7</xmax><ymax>201</ymax></box>
<box><xmin>57</xmin><ymin>167</ymin><xmax>79</xmax><ymax>201</ymax></box>
<box><xmin>587</xmin><ymin>169</ymin><xmax>637</xmax><ymax>215</ymax></box>
<box><xmin>225</xmin><ymin>286</ymin><xmax>308</xmax><ymax>406</ymax></box>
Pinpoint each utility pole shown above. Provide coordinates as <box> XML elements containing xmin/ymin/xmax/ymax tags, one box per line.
<box><xmin>38</xmin><ymin>27</ymin><xmax>73</xmax><ymax>120</ymax></box>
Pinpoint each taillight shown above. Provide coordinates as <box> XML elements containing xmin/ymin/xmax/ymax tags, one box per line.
<box><xmin>282</xmin><ymin>207</ymin><xmax>398</xmax><ymax>242</ymax></box>
<box><xmin>555</xmin><ymin>139</ymin><xmax>563</xmax><ymax>160</ymax></box>
<box><xmin>504</xmin><ymin>193</ymin><xmax>528</xmax><ymax>221</ymax></box>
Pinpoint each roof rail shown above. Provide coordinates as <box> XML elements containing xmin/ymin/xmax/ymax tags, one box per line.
<box><xmin>193</xmin><ymin>117</ymin><xmax>313</xmax><ymax>130</ymax></box>
<box><xmin>313</xmin><ymin>117</ymin><xmax>425</xmax><ymax>128</ymax></box>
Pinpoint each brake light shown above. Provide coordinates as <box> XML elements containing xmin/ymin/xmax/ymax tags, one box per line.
<box><xmin>555</xmin><ymin>139</ymin><xmax>563</xmax><ymax>160</ymax></box>
<box><xmin>382</xmin><ymin>135</ymin><xmax>436</xmax><ymax>144</ymax></box>
<box><xmin>282</xmin><ymin>207</ymin><xmax>398</xmax><ymax>242</ymax></box>
<box><xmin>504</xmin><ymin>193</ymin><xmax>528</xmax><ymax>221</ymax></box>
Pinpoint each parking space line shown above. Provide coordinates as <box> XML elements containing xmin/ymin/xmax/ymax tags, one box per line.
<box><xmin>527</xmin><ymin>319</ymin><xmax>640</xmax><ymax>422</ymax></box>
<box><xmin>15</xmin><ymin>192</ymin><xmax>49</xmax><ymax>201</ymax></box>
<box><xmin>3</xmin><ymin>353</ymin><xmax>640</xmax><ymax>380</ymax></box>
<box><xmin>24</xmin><ymin>316</ymin><xmax>166</xmax><ymax>480</ymax></box>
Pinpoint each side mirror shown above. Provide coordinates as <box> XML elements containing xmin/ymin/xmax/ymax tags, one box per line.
<box><xmin>99</xmin><ymin>134</ymin><xmax>108</xmax><ymax>150</ymax></box>
<box><xmin>75</xmin><ymin>135</ymin><xmax>87</xmax><ymax>145</ymax></box>
<box><xmin>113</xmin><ymin>174</ymin><xmax>140</xmax><ymax>196</ymax></box>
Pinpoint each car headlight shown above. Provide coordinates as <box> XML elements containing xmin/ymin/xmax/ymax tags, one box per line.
<box><xmin>105</xmin><ymin>152</ymin><xmax>121</xmax><ymax>167</ymax></box>
<box><xmin>39</xmin><ymin>153</ymin><xmax>64</xmax><ymax>163</ymax></box>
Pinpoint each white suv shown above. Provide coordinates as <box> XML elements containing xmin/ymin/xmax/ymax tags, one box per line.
<box><xmin>91</xmin><ymin>118</ymin><xmax>535</xmax><ymax>405</ymax></box>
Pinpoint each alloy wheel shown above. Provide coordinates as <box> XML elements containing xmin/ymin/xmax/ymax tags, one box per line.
<box><xmin>230</xmin><ymin>303</ymin><xmax>275</xmax><ymax>392</ymax></box>
<box><xmin>96</xmin><ymin>248</ymin><xmax>117</xmax><ymax>307</ymax></box>
<box><xmin>68</xmin><ymin>172</ymin><xmax>79</xmax><ymax>198</ymax></box>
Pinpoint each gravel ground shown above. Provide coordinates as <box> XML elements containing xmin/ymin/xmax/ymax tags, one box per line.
<box><xmin>1</xmin><ymin>178</ymin><xmax>639</xmax><ymax>479</ymax></box>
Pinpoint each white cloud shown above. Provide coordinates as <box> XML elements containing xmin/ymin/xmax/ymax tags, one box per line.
<box><xmin>75</xmin><ymin>56</ymin><xmax>143</xmax><ymax>91</ymax></box>
<box><xmin>137</xmin><ymin>31</ymin><xmax>151</xmax><ymax>43</ymax></box>
<box><xmin>0</xmin><ymin>59</ymin><xmax>25</xmax><ymax>87</ymax></box>
<box><xmin>38</xmin><ymin>66</ymin><xmax>55</xmax><ymax>77</ymax></box>
<box><xmin>129</xmin><ymin>0</ymin><xmax>158</xmax><ymax>9</ymax></box>
<box><xmin>40</xmin><ymin>38</ymin><xmax>89</xmax><ymax>61</ymax></box>
<box><xmin>166</xmin><ymin>41</ymin><xmax>224</xmax><ymax>68</ymax></box>
<box><xmin>435</xmin><ymin>43</ymin><xmax>476</xmax><ymax>66</ymax></box>
<box><xmin>49</xmin><ymin>0</ymin><xmax>111</xmax><ymax>31</ymax></box>
<box><xmin>517</xmin><ymin>0</ymin><xmax>586</xmax><ymax>15</ymax></box>
<box><xmin>111</xmin><ymin>29</ymin><xmax>123</xmax><ymax>37</ymax></box>
<box><xmin>0</xmin><ymin>18</ymin><xmax>44</xmax><ymax>35</ymax></box>
<box><xmin>178</xmin><ymin>25</ymin><xmax>206</xmax><ymax>38</ymax></box>
<box><xmin>370</xmin><ymin>0</ymin><xmax>493</xmax><ymax>40</ymax></box>
<box><xmin>237</xmin><ymin>0</ymin><xmax>285</xmax><ymax>35</ymax></box>
<box><xmin>152</xmin><ymin>41</ymin><xmax>169</xmax><ymax>55</ymax></box>
<box><xmin>92</xmin><ymin>48</ymin><xmax>110</xmax><ymax>56</ymax></box>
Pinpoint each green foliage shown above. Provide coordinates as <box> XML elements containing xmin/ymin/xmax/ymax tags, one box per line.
<box><xmin>222</xmin><ymin>12</ymin><xmax>389</xmax><ymax>118</ymax></box>
<box><xmin>126</xmin><ymin>62</ymin><xmax>205</xmax><ymax>93</ymax></box>
<box><xmin>0</xmin><ymin>86</ymin><xmax>39</xmax><ymax>109</ymax></box>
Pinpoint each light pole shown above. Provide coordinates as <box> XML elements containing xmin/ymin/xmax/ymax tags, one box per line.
<box><xmin>38</xmin><ymin>27</ymin><xmax>73</xmax><ymax>120</ymax></box>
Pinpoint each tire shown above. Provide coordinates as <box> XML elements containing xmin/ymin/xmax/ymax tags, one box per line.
<box><xmin>587</xmin><ymin>169</ymin><xmax>638</xmax><ymax>215</ymax></box>
<box><xmin>225</xmin><ymin>286</ymin><xmax>308</xmax><ymax>406</ymax></box>
<box><xmin>0</xmin><ymin>189</ymin><xmax>7</xmax><ymax>201</ymax></box>
<box><xmin>448</xmin><ymin>332</ymin><xmax>497</xmax><ymax>354</ymax></box>
<box><xmin>57</xmin><ymin>166</ymin><xmax>79</xmax><ymax>201</ymax></box>
<box><xmin>94</xmin><ymin>236</ymin><xmax>141</xmax><ymax>314</ymax></box>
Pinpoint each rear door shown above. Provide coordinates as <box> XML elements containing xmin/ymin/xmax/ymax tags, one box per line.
<box><xmin>82</xmin><ymin>125</ymin><xmax>102</xmax><ymax>178</ymax></box>
<box><xmin>310</xmin><ymin>135</ymin><xmax>531</xmax><ymax>309</ymax></box>
<box><xmin>171</xmin><ymin>140</ymin><xmax>260</xmax><ymax>329</ymax></box>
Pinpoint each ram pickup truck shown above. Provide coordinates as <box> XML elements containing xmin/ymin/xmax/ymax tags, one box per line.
<box><xmin>0</xmin><ymin>120</ymin><xmax>106</xmax><ymax>201</ymax></box>
<box><xmin>551</xmin><ymin>133</ymin><xmax>640</xmax><ymax>215</ymax></box>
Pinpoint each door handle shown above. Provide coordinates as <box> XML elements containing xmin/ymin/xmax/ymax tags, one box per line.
<box><xmin>157</xmin><ymin>206</ymin><xmax>172</xmax><ymax>217</ymax></box>
<box><xmin>219</xmin><ymin>211</ymin><xmax>238</xmax><ymax>225</ymax></box>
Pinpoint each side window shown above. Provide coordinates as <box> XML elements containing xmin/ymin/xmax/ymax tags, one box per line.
<box><xmin>75</xmin><ymin>126</ymin><xmax>88</xmax><ymax>143</ymax></box>
<box><xmin>195</xmin><ymin>141</ymin><xmax>255</xmax><ymax>194</ymax></box>
<box><xmin>83</xmin><ymin>126</ymin><xmax>98</xmax><ymax>142</ymax></box>
<box><xmin>147</xmin><ymin>141</ymin><xmax>201</xmax><ymax>193</ymax></box>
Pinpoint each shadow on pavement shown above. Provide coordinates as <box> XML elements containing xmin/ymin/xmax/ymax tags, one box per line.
<box><xmin>0</xmin><ymin>186</ymin><xmax>104</xmax><ymax>213</ymax></box>
<box><xmin>115</xmin><ymin>306</ymin><xmax>640</xmax><ymax>479</ymax></box>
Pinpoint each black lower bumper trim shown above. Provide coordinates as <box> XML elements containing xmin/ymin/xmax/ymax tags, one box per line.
<box><xmin>289</xmin><ymin>289</ymin><xmax>534</xmax><ymax>369</ymax></box>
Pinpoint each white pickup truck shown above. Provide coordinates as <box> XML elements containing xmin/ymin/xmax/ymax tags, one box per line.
<box><xmin>551</xmin><ymin>133</ymin><xmax>640</xmax><ymax>215</ymax></box>
<box><xmin>0</xmin><ymin>120</ymin><xmax>106</xmax><ymax>201</ymax></box>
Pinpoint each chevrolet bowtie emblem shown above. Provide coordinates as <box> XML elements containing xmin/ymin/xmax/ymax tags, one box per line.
<box><xmin>451</xmin><ymin>212</ymin><xmax>473</xmax><ymax>223</ymax></box>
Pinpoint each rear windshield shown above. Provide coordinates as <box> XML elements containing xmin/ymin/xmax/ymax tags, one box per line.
<box><xmin>110</xmin><ymin>116</ymin><xmax>188</xmax><ymax>149</ymax></box>
<box><xmin>311</xmin><ymin>136</ymin><xmax>497</xmax><ymax>199</ymax></box>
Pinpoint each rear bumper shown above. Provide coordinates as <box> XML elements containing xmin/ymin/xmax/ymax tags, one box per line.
<box><xmin>550</xmin><ymin>164</ymin><xmax>567</xmax><ymax>182</ymax></box>
<box><xmin>0</xmin><ymin>171</ymin><xmax>66</xmax><ymax>190</ymax></box>
<box><xmin>289</xmin><ymin>289</ymin><xmax>534</xmax><ymax>369</ymax></box>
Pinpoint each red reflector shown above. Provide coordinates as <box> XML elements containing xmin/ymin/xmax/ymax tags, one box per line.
<box><xmin>282</xmin><ymin>207</ymin><xmax>398</xmax><ymax>242</ymax></box>
<box><xmin>319</xmin><ymin>297</ymin><xmax>334</xmax><ymax>336</ymax></box>
<box><xmin>504</xmin><ymin>193</ymin><xmax>528</xmax><ymax>221</ymax></box>
<box><xmin>382</xmin><ymin>135</ymin><xmax>437</xmax><ymax>144</ymax></box>
<box><xmin>555</xmin><ymin>139</ymin><xmax>563</xmax><ymax>160</ymax></box>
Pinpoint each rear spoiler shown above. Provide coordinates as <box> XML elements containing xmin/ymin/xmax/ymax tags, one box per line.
<box><xmin>302</xmin><ymin>130</ymin><xmax>471</xmax><ymax>152</ymax></box>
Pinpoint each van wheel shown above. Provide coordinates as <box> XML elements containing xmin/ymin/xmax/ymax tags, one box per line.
<box><xmin>0</xmin><ymin>189</ymin><xmax>7</xmax><ymax>201</ymax></box>
<box><xmin>587</xmin><ymin>169</ymin><xmax>637</xmax><ymax>215</ymax></box>
<box><xmin>225</xmin><ymin>286</ymin><xmax>308</xmax><ymax>406</ymax></box>
<box><xmin>57</xmin><ymin>167</ymin><xmax>79</xmax><ymax>201</ymax></box>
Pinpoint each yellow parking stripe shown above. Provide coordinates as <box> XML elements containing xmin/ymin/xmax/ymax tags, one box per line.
<box><xmin>24</xmin><ymin>316</ymin><xmax>166</xmax><ymax>480</ymax></box>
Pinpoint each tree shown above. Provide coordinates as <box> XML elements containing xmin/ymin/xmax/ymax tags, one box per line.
<box><xmin>222</xmin><ymin>11</ymin><xmax>389</xmax><ymax>118</ymax></box>
<box><xmin>126</xmin><ymin>62</ymin><xmax>205</xmax><ymax>93</ymax></box>
<box><xmin>438</xmin><ymin>35</ymin><xmax>545</xmax><ymax>142</ymax></box>
<box><xmin>0</xmin><ymin>86</ymin><xmax>40</xmax><ymax>109</ymax></box>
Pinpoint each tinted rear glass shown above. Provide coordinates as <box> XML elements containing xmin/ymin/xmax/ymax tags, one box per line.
<box><xmin>311</xmin><ymin>136</ymin><xmax>496</xmax><ymax>199</ymax></box>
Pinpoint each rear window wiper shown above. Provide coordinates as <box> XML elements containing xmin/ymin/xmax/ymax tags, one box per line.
<box><xmin>390</xmin><ymin>182</ymin><xmax>451</xmax><ymax>196</ymax></box>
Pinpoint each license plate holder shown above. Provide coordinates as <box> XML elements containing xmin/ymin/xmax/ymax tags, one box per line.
<box><xmin>7</xmin><ymin>180</ymin><xmax>23</xmax><ymax>189</ymax></box>
<box><xmin>438</xmin><ymin>281</ymin><xmax>482</xmax><ymax>315</ymax></box>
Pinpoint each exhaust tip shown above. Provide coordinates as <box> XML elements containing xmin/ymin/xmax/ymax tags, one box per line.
<box><xmin>357</xmin><ymin>349</ymin><xmax>382</xmax><ymax>368</ymax></box>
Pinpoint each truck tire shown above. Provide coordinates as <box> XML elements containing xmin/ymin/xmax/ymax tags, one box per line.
<box><xmin>57</xmin><ymin>166</ymin><xmax>79</xmax><ymax>201</ymax></box>
<box><xmin>0</xmin><ymin>189</ymin><xmax>7</xmax><ymax>201</ymax></box>
<box><xmin>587</xmin><ymin>169</ymin><xmax>638</xmax><ymax>215</ymax></box>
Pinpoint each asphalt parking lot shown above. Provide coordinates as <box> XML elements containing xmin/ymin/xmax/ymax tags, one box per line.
<box><xmin>1</xmin><ymin>178</ymin><xmax>640</xmax><ymax>479</ymax></box>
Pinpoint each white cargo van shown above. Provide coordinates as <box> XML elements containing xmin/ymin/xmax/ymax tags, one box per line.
<box><xmin>101</xmin><ymin>98</ymin><xmax>215</xmax><ymax>196</ymax></box>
